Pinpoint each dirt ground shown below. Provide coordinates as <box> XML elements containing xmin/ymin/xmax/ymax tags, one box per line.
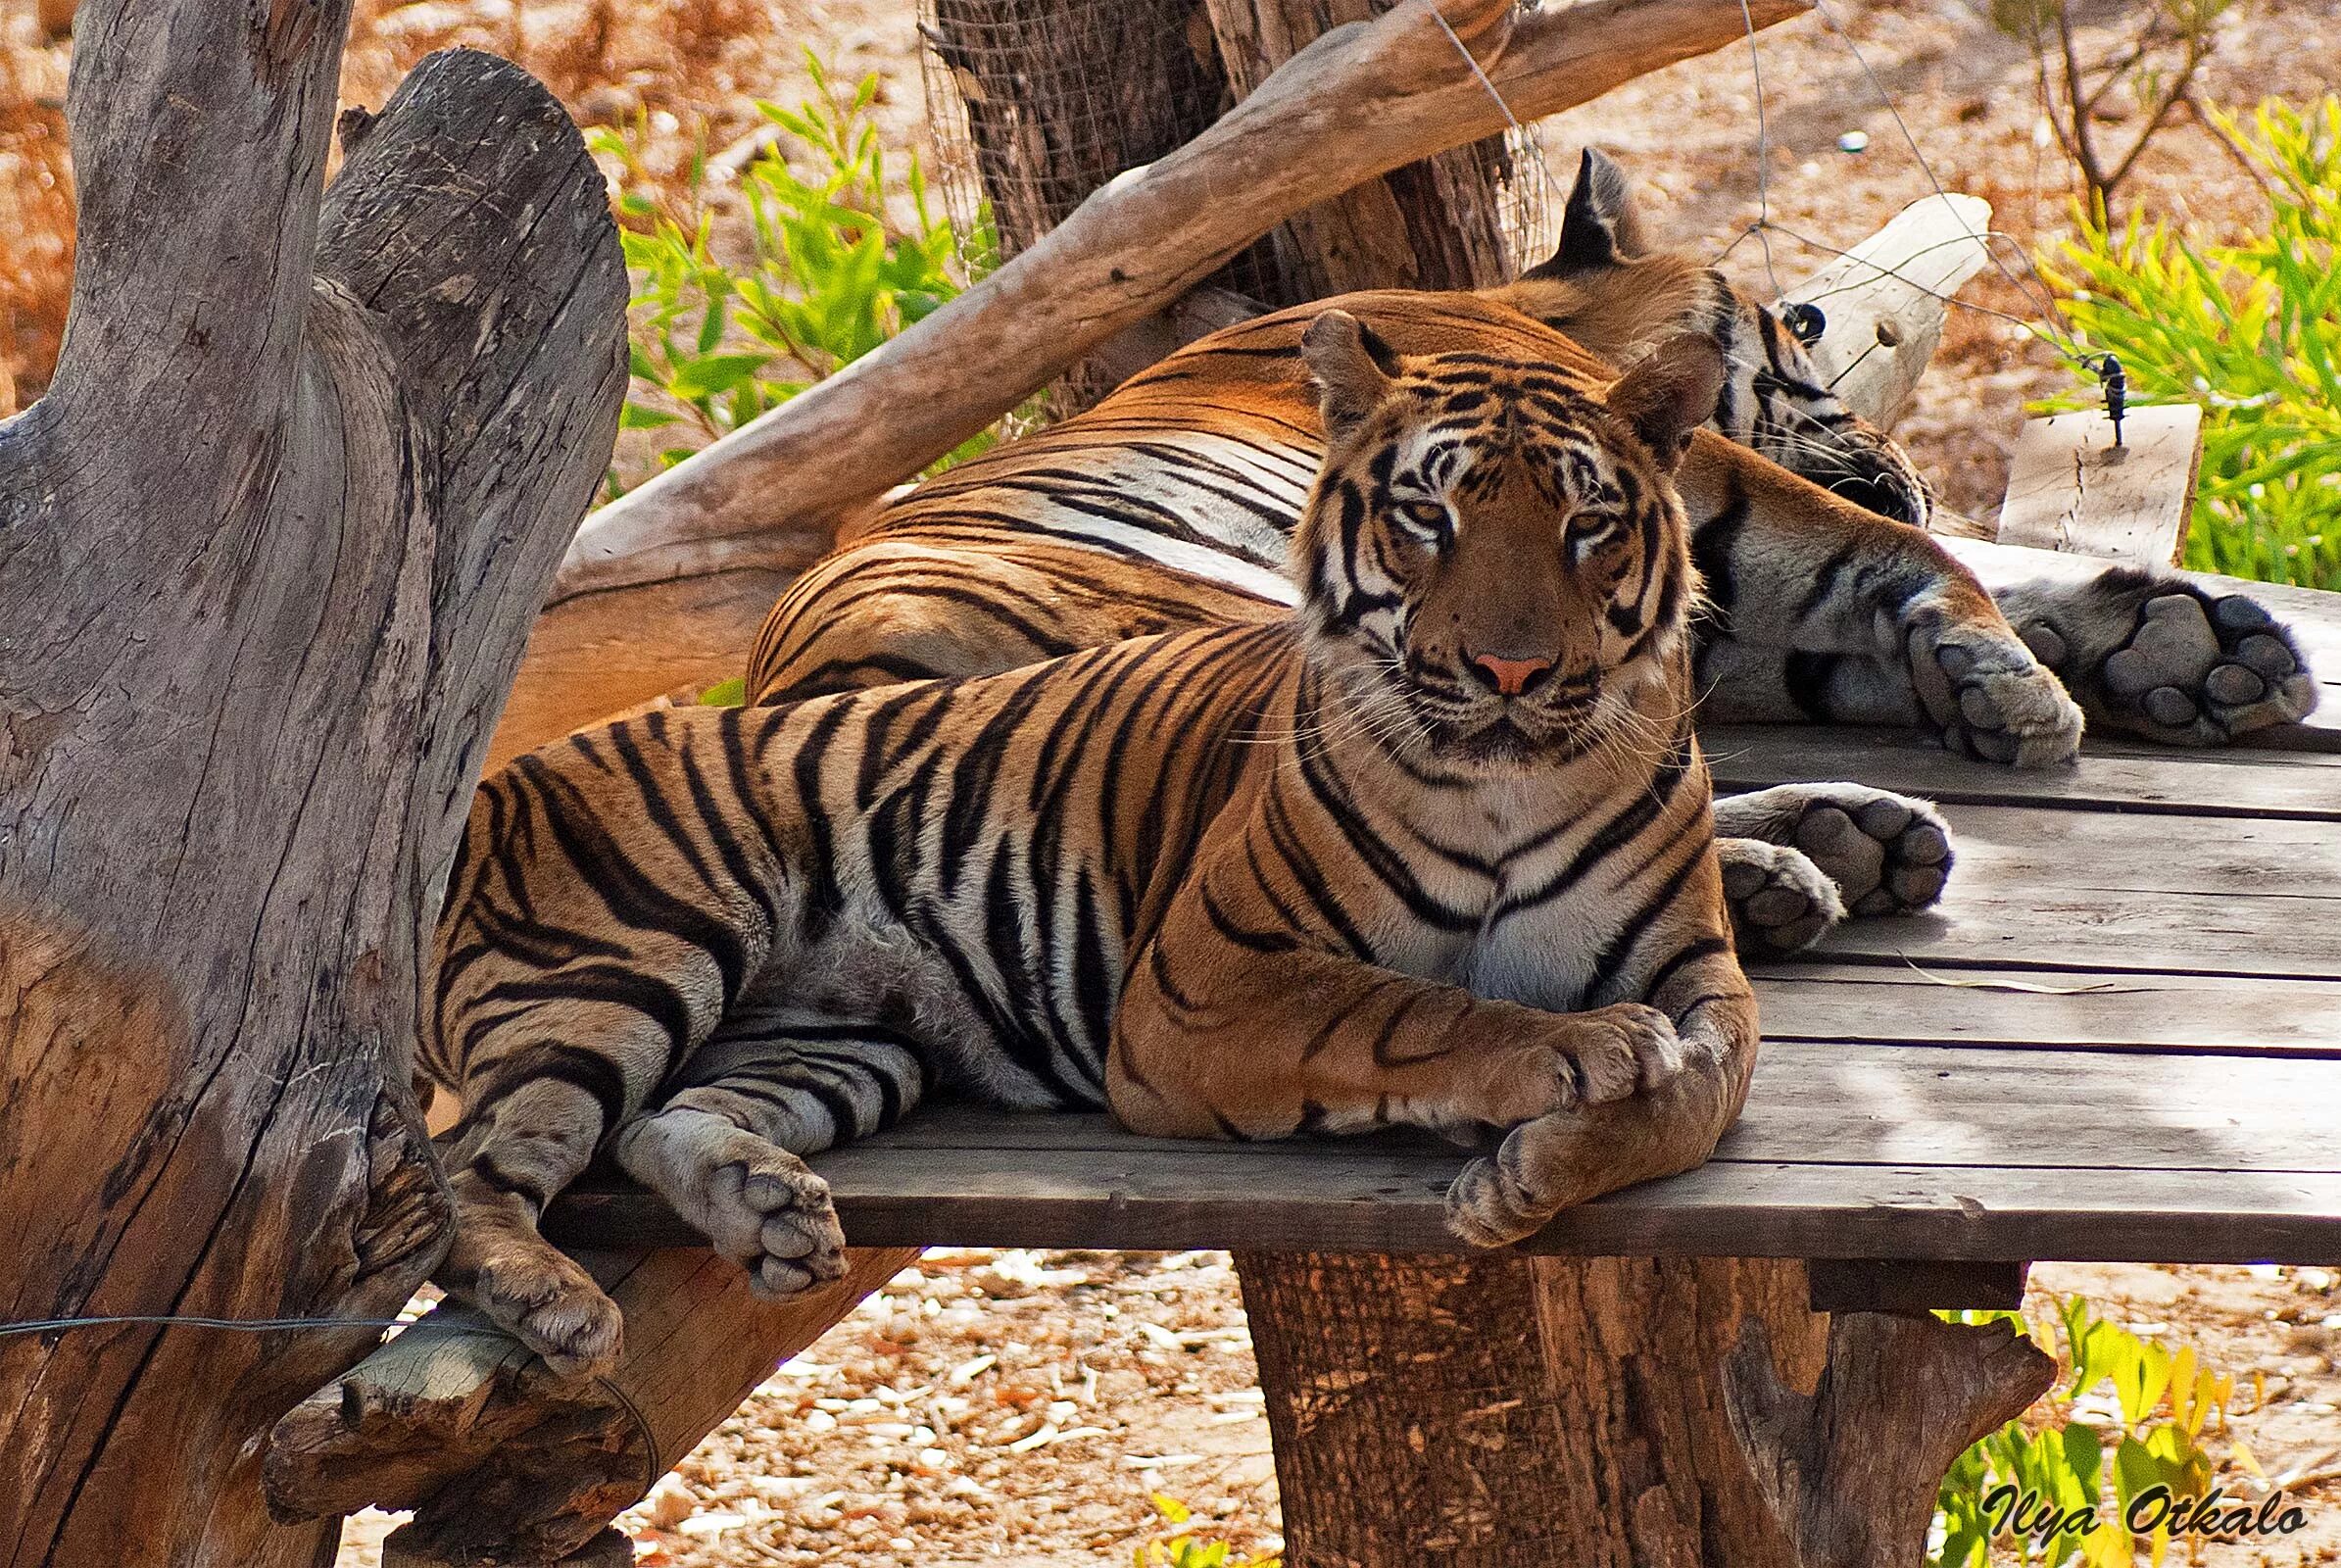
<box><xmin>5</xmin><ymin>0</ymin><xmax>2331</xmax><ymax>1561</ymax></box>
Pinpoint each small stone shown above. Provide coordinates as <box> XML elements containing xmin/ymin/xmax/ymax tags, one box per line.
<box><xmin>1837</xmin><ymin>129</ymin><xmax>1871</xmax><ymax>153</ymax></box>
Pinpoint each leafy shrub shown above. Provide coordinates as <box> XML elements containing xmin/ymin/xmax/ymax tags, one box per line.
<box><xmin>1132</xmin><ymin>1494</ymin><xmax>1280</xmax><ymax>1568</ymax></box>
<box><xmin>592</xmin><ymin>56</ymin><xmax>1000</xmax><ymax>494</ymax></box>
<box><xmin>2042</xmin><ymin>96</ymin><xmax>2341</xmax><ymax>591</ymax></box>
<box><xmin>1931</xmin><ymin>1297</ymin><xmax>2249</xmax><ymax>1567</ymax></box>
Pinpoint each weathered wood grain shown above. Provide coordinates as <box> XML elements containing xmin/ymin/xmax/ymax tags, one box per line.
<box><xmin>1783</xmin><ymin>194</ymin><xmax>1996</xmax><ymax>431</ymax></box>
<box><xmin>267</xmin><ymin>1247</ymin><xmax>919</xmax><ymax>1563</ymax></box>
<box><xmin>1709</xmin><ymin>725</ymin><xmax>2341</xmax><ymax>816</ymax></box>
<box><xmin>1243</xmin><ymin>1253</ymin><xmax>1825</xmax><ymax>1566</ymax></box>
<box><xmin>0</xmin><ymin>34</ymin><xmax>624</xmax><ymax>1567</ymax></box>
<box><xmin>1996</xmin><ymin>405</ymin><xmax>2203</xmax><ymax>565</ymax></box>
<box><xmin>553</xmin><ymin>0</ymin><xmax>1810</xmax><ymax>601</ymax></box>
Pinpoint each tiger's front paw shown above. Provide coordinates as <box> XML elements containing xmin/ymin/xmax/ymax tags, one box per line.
<box><xmin>1926</xmin><ymin>631</ymin><xmax>2084</xmax><ymax>766</ymax></box>
<box><xmin>1720</xmin><ymin>839</ymin><xmax>1844</xmax><ymax>956</ymax></box>
<box><xmin>1791</xmin><ymin>788</ymin><xmax>1952</xmax><ymax>918</ymax></box>
<box><xmin>471</xmin><ymin>1244</ymin><xmax>625</xmax><ymax>1381</ymax></box>
<box><xmin>1552</xmin><ymin>1003</ymin><xmax>1684</xmax><ymax>1108</ymax></box>
<box><xmin>1445</xmin><ymin>1030</ymin><xmax>1732</xmax><ymax>1248</ymax></box>
<box><xmin>2019</xmin><ymin>580</ymin><xmax>2317</xmax><ymax>746</ymax></box>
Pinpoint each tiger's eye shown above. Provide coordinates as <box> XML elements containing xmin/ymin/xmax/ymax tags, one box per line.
<box><xmin>1396</xmin><ymin>500</ymin><xmax>1449</xmax><ymax>533</ymax></box>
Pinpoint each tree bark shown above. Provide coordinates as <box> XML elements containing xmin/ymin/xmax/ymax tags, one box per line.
<box><xmin>267</xmin><ymin>1247</ymin><xmax>921</xmax><ymax>1565</ymax></box>
<box><xmin>0</xmin><ymin>23</ymin><xmax>625</xmax><ymax>1567</ymax></box>
<box><xmin>555</xmin><ymin>0</ymin><xmax>1808</xmax><ymax>602</ymax></box>
<box><xmin>1239</xmin><ymin>1253</ymin><xmax>1829</xmax><ymax>1567</ymax></box>
<box><xmin>1203</xmin><ymin>0</ymin><xmax>1518</xmax><ymax>301</ymax></box>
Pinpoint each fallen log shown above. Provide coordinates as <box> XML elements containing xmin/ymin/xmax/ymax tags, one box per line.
<box><xmin>551</xmin><ymin>0</ymin><xmax>1810</xmax><ymax>604</ymax></box>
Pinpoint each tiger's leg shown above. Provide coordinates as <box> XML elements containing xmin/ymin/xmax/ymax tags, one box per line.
<box><xmin>427</xmin><ymin>712</ymin><xmax>793</xmax><ymax>1377</ymax></box>
<box><xmin>1111</xmin><ymin>864</ymin><xmax>1754</xmax><ymax>1243</ymax></box>
<box><xmin>1987</xmin><ymin>569</ymin><xmax>2317</xmax><ymax>746</ymax></box>
<box><xmin>610</xmin><ymin>1006</ymin><xmax>931</xmax><ymax>1298</ymax></box>
<box><xmin>1676</xmin><ymin>440</ymin><xmax>2083</xmax><ymax>764</ymax></box>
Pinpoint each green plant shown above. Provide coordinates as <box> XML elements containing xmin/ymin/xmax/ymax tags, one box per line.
<box><xmin>1131</xmin><ymin>1494</ymin><xmax>1280</xmax><ymax>1568</ymax></box>
<box><xmin>592</xmin><ymin>55</ymin><xmax>1000</xmax><ymax>494</ymax></box>
<box><xmin>2040</xmin><ymin>96</ymin><xmax>2341</xmax><ymax>591</ymax></box>
<box><xmin>1930</xmin><ymin>1298</ymin><xmax>2245</xmax><ymax>1568</ymax></box>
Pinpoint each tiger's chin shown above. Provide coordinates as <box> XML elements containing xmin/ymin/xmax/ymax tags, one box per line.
<box><xmin>1416</xmin><ymin>711</ymin><xmax>1588</xmax><ymax>768</ymax></box>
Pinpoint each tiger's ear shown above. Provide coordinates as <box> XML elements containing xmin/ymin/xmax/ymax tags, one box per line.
<box><xmin>1302</xmin><ymin>310</ymin><xmax>1400</xmax><ymax>440</ymax></box>
<box><xmin>1522</xmin><ymin>147</ymin><xmax>1646</xmax><ymax>281</ymax></box>
<box><xmin>1606</xmin><ymin>334</ymin><xmax>1726</xmax><ymax>472</ymax></box>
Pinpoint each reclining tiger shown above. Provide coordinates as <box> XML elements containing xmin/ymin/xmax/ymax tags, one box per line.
<box><xmin>432</xmin><ymin>321</ymin><xmax>1762</xmax><ymax>1377</ymax></box>
<box><xmin>745</xmin><ymin>149</ymin><xmax>2316</xmax><ymax>951</ymax></box>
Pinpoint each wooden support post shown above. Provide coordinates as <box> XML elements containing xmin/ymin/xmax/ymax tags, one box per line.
<box><xmin>267</xmin><ymin>1246</ymin><xmax>921</xmax><ymax>1565</ymax></box>
<box><xmin>1240</xmin><ymin>1251</ymin><xmax>2056</xmax><ymax>1568</ymax></box>
<box><xmin>1996</xmin><ymin>404</ymin><xmax>2203</xmax><ymax>565</ymax></box>
<box><xmin>1726</xmin><ymin>1311</ymin><xmax>2056</xmax><ymax>1568</ymax></box>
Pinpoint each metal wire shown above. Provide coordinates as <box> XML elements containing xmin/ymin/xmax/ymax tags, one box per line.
<box><xmin>0</xmin><ymin>1313</ymin><xmax>436</xmax><ymax>1338</ymax></box>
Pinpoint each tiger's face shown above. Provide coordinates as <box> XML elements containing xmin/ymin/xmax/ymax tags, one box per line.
<box><xmin>1292</xmin><ymin>312</ymin><xmax>1724</xmax><ymax>769</ymax></box>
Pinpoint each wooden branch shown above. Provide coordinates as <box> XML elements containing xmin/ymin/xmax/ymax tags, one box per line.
<box><xmin>1783</xmin><ymin>193</ymin><xmax>1995</xmax><ymax>432</ymax></box>
<box><xmin>0</xmin><ymin>36</ymin><xmax>624</xmax><ymax>1566</ymax></box>
<box><xmin>1725</xmin><ymin>1311</ymin><xmax>2056</xmax><ymax>1568</ymax></box>
<box><xmin>552</xmin><ymin>0</ymin><xmax>1811</xmax><ymax>603</ymax></box>
<box><xmin>267</xmin><ymin>1247</ymin><xmax>920</xmax><ymax>1565</ymax></box>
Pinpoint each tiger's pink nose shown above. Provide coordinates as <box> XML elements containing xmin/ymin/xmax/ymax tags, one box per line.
<box><xmin>1469</xmin><ymin>652</ymin><xmax>1554</xmax><ymax>696</ymax></box>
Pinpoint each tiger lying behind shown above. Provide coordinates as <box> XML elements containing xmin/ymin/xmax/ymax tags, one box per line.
<box><xmin>742</xmin><ymin>150</ymin><xmax>2315</xmax><ymax>952</ymax></box>
<box><xmin>432</xmin><ymin>320</ymin><xmax>1758</xmax><ymax>1377</ymax></box>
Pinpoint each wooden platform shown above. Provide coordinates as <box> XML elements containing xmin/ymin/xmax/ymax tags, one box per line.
<box><xmin>550</xmin><ymin>567</ymin><xmax>2341</xmax><ymax>1275</ymax></box>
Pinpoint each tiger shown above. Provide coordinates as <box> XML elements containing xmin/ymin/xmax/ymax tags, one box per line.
<box><xmin>430</xmin><ymin>321</ymin><xmax>1759</xmax><ymax>1377</ymax></box>
<box><xmin>741</xmin><ymin>148</ymin><xmax>2315</xmax><ymax>952</ymax></box>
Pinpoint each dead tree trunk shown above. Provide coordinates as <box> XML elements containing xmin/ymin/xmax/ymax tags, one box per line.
<box><xmin>0</xmin><ymin>13</ymin><xmax>625</xmax><ymax>1563</ymax></box>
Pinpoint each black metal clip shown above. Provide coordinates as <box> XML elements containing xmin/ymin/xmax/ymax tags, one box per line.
<box><xmin>2081</xmin><ymin>351</ymin><xmax>2126</xmax><ymax>448</ymax></box>
<box><xmin>1780</xmin><ymin>301</ymin><xmax>1828</xmax><ymax>346</ymax></box>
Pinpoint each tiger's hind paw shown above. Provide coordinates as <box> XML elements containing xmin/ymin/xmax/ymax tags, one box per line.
<box><xmin>470</xmin><ymin>1245</ymin><xmax>625</xmax><ymax>1381</ymax></box>
<box><xmin>1790</xmin><ymin>789</ymin><xmax>1952</xmax><ymax>918</ymax></box>
<box><xmin>1718</xmin><ymin>839</ymin><xmax>1843</xmax><ymax>956</ymax></box>
<box><xmin>625</xmin><ymin>1111</ymin><xmax>849</xmax><ymax>1299</ymax></box>
<box><xmin>2017</xmin><ymin>577</ymin><xmax>2317</xmax><ymax>746</ymax></box>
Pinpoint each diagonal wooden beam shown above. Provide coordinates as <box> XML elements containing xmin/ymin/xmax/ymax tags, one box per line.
<box><xmin>553</xmin><ymin>0</ymin><xmax>1810</xmax><ymax>603</ymax></box>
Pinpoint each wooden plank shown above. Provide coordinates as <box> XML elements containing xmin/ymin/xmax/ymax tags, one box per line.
<box><xmin>1707</xmin><ymin>724</ymin><xmax>2341</xmax><ymax>817</ymax></box>
<box><xmin>1805</xmin><ymin>1258</ymin><xmax>2028</xmax><ymax>1313</ymax></box>
<box><xmin>1783</xmin><ymin>194</ymin><xmax>1995</xmax><ymax>430</ymax></box>
<box><xmin>1806</xmin><ymin>803</ymin><xmax>2341</xmax><ymax>979</ymax></box>
<box><xmin>1749</xmin><ymin>965</ymin><xmax>2341</xmax><ymax>1055</ymax></box>
<box><xmin>1996</xmin><ymin>405</ymin><xmax>2204</xmax><ymax>566</ymax></box>
<box><xmin>546</xmin><ymin>1138</ymin><xmax>2341</xmax><ymax>1267</ymax></box>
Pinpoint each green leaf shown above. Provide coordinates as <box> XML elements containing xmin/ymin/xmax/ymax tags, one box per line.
<box><xmin>618</xmin><ymin>402</ymin><xmax>680</xmax><ymax>430</ymax></box>
<box><xmin>666</xmin><ymin>352</ymin><xmax>773</xmax><ymax>400</ymax></box>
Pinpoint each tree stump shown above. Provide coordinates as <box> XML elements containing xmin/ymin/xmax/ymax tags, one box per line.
<box><xmin>267</xmin><ymin>1247</ymin><xmax>921</xmax><ymax>1565</ymax></box>
<box><xmin>1239</xmin><ymin>1253</ymin><xmax>2057</xmax><ymax>1567</ymax></box>
<box><xmin>0</xmin><ymin>13</ymin><xmax>625</xmax><ymax>1563</ymax></box>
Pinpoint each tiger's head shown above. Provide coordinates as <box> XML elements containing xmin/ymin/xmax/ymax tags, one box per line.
<box><xmin>1492</xmin><ymin>147</ymin><xmax>1932</xmax><ymax>528</ymax></box>
<box><xmin>1292</xmin><ymin>310</ymin><xmax>1723</xmax><ymax>770</ymax></box>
